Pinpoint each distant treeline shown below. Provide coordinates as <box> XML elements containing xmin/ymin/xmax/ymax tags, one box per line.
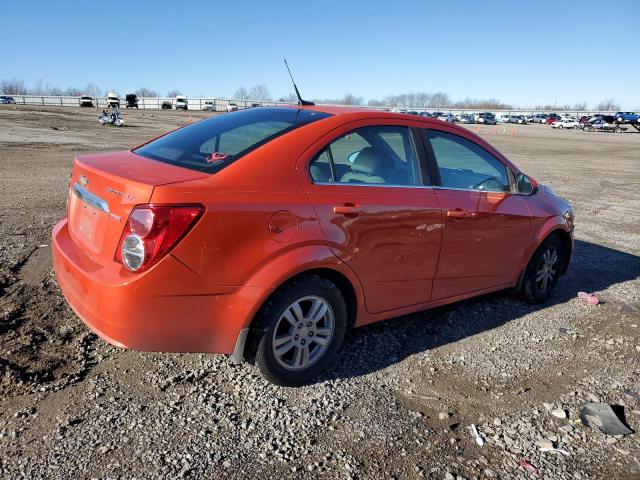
<box><xmin>0</xmin><ymin>77</ymin><xmax>622</xmax><ymax>111</ymax></box>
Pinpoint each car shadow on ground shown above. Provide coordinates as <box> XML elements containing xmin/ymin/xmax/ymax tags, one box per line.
<box><xmin>325</xmin><ymin>239</ymin><xmax>640</xmax><ymax>381</ymax></box>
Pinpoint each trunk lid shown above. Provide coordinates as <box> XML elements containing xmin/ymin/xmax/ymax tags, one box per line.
<box><xmin>67</xmin><ymin>150</ymin><xmax>208</xmax><ymax>265</ymax></box>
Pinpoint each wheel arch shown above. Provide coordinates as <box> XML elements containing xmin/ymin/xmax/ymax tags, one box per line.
<box><xmin>237</xmin><ymin>247</ymin><xmax>363</xmax><ymax>362</ymax></box>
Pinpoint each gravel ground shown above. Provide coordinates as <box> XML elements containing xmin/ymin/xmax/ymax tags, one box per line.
<box><xmin>1</xmin><ymin>106</ymin><xmax>639</xmax><ymax>479</ymax></box>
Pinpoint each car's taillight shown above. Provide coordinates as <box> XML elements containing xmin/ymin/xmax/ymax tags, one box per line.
<box><xmin>115</xmin><ymin>204</ymin><xmax>204</xmax><ymax>272</ymax></box>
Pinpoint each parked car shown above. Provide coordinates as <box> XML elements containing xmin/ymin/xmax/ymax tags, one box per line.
<box><xmin>531</xmin><ymin>114</ymin><xmax>545</xmax><ymax>123</ymax></box>
<box><xmin>525</xmin><ymin>115</ymin><xmax>535</xmax><ymax>123</ymax></box>
<box><xmin>545</xmin><ymin>114</ymin><xmax>562</xmax><ymax>125</ymax></box>
<box><xmin>52</xmin><ymin>106</ymin><xmax>575</xmax><ymax>386</ymax></box>
<box><xmin>106</xmin><ymin>92</ymin><xmax>120</xmax><ymax>108</ymax></box>
<box><xmin>161</xmin><ymin>101</ymin><xmax>172</xmax><ymax>110</ymax></box>
<box><xmin>552</xmin><ymin>118</ymin><xmax>580</xmax><ymax>129</ymax></box>
<box><xmin>79</xmin><ymin>96</ymin><xmax>94</xmax><ymax>107</ymax></box>
<box><xmin>579</xmin><ymin>115</ymin><xmax>594</xmax><ymax>125</ymax></box>
<box><xmin>125</xmin><ymin>94</ymin><xmax>139</xmax><ymax>108</ymax></box>
<box><xmin>473</xmin><ymin>112</ymin><xmax>497</xmax><ymax>125</ymax></box>
<box><xmin>0</xmin><ymin>95</ymin><xmax>16</xmax><ymax>104</ymax></box>
<box><xmin>437</xmin><ymin>113</ymin><xmax>455</xmax><ymax>123</ymax></box>
<box><xmin>496</xmin><ymin>113</ymin><xmax>510</xmax><ymax>123</ymax></box>
<box><xmin>226</xmin><ymin>103</ymin><xmax>239</xmax><ymax>112</ymax></box>
<box><xmin>203</xmin><ymin>101</ymin><xmax>215</xmax><ymax>111</ymax></box>
<box><xmin>482</xmin><ymin>113</ymin><xmax>497</xmax><ymax>125</ymax></box>
<box><xmin>614</xmin><ymin>112</ymin><xmax>640</xmax><ymax>124</ymax></box>
<box><xmin>175</xmin><ymin>96</ymin><xmax>188</xmax><ymax>110</ymax></box>
<box><xmin>407</xmin><ymin>111</ymin><xmax>419</xmax><ymax>116</ymax></box>
<box><xmin>459</xmin><ymin>114</ymin><xmax>475</xmax><ymax>124</ymax></box>
<box><xmin>509</xmin><ymin>115</ymin><xmax>527</xmax><ymax>124</ymax></box>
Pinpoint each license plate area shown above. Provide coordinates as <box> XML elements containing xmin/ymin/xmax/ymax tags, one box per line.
<box><xmin>78</xmin><ymin>204</ymin><xmax>99</xmax><ymax>242</ymax></box>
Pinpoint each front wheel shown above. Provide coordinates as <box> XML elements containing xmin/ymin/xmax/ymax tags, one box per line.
<box><xmin>521</xmin><ymin>236</ymin><xmax>564</xmax><ymax>303</ymax></box>
<box><xmin>254</xmin><ymin>276</ymin><xmax>347</xmax><ymax>386</ymax></box>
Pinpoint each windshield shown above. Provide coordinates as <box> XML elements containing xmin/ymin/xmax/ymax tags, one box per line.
<box><xmin>134</xmin><ymin>107</ymin><xmax>332</xmax><ymax>173</ymax></box>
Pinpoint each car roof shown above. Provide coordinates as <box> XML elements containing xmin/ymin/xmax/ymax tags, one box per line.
<box><xmin>279</xmin><ymin>104</ymin><xmax>464</xmax><ymax>129</ymax></box>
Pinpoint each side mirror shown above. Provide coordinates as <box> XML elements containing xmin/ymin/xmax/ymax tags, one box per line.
<box><xmin>516</xmin><ymin>173</ymin><xmax>537</xmax><ymax>195</ymax></box>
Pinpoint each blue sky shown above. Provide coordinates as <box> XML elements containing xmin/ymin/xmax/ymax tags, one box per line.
<box><xmin>2</xmin><ymin>0</ymin><xmax>639</xmax><ymax>108</ymax></box>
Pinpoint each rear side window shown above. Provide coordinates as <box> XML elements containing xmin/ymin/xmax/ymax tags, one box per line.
<box><xmin>309</xmin><ymin>125</ymin><xmax>423</xmax><ymax>186</ymax></box>
<box><xmin>426</xmin><ymin>130</ymin><xmax>510</xmax><ymax>192</ymax></box>
<box><xmin>134</xmin><ymin>107</ymin><xmax>331</xmax><ymax>173</ymax></box>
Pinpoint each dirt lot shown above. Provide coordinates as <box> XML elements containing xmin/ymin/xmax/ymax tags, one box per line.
<box><xmin>1</xmin><ymin>106</ymin><xmax>639</xmax><ymax>479</ymax></box>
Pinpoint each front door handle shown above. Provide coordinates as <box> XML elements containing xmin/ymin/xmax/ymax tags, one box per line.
<box><xmin>333</xmin><ymin>204</ymin><xmax>362</xmax><ymax>216</ymax></box>
<box><xmin>446</xmin><ymin>208</ymin><xmax>468</xmax><ymax>218</ymax></box>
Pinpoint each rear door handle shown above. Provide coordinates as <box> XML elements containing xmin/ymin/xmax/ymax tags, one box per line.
<box><xmin>333</xmin><ymin>204</ymin><xmax>362</xmax><ymax>215</ymax></box>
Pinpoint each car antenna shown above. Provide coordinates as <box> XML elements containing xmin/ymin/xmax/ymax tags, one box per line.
<box><xmin>284</xmin><ymin>59</ymin><xmax>314</xmax><ymax>106</ymax></box>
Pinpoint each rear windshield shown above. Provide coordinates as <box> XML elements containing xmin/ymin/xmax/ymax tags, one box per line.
<box><xmin>134</xmin><ymin>107</ymin><xmax>332</xmax><ymax>173</ymax></box>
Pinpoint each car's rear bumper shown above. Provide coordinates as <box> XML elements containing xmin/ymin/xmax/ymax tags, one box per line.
<box><xmin>51</xmin><ymin>218</ymin><xmax>265</xmax><ymax>354</ymax></box>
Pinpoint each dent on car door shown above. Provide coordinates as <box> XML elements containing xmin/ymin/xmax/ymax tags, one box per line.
<box><xmin>302</xmin><ymin>124</ymin><xmax>443</xmax><ymax>314</ymax></box>
<box><xmin>423</xmin><ymin>129</ymin><xmax>532</xmax><ymax>300</ymax></box>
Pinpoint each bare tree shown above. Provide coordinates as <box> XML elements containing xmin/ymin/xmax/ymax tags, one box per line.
<box><xmin>135</xmin><ymin>87</ymin><xmax>159</xmax><ymax>97</ymax></box>
<box><xmin>46</xmin><ymin>85</ymin><xmax>64</xmax><ymax>96</ymax></box>
<box><xmin>248</xmin><ymin>84</ymin><xmax>272</xmax><ymax>101</ymax></box>
<box><xmin>572</xmin><ymin>102</ymin><xmax>587</xmax><ymax>110</ymax></box>
<box><xmin>64</xmin><ymin>86</ymin><xmax>83</xmax><ymax>96</ymax></box>
<box><xmin>367</xmin><ymin>98</ymin><xmax>385</xmax><ymax>107</ymax></box>
<box><xmin>277</xmin><ymin>92</ymin><xmax>298</xmax><ymax>103</ymax></box>
<box><xmin>429</xmin><ymin>92</ymin><xmax>451</xmax><ymax>107</ymax></box>
<box><xmin>166</xmin><ymin>89</ymin><xmax>182</xmax><ymax>98</ymax></box>
<box><xmin>341</xmin><ymin>93</ymin><xmax>363</xmax><ymax>105</ymax></box>
<box><xmin>595</xmin><ymin>98</ymin><xmax>619</xmax><ymax>111</ymax></box>
<box><xmin>234</xmin><ymin>87</ymin><xmax>249</xmax><ymax>100</ymax></box>
<box><xmin>81</xmin><ymin>82</ymin><xmax>101</xmax><ymax>97</ymax></box>
<box><xmin>0</xmin><ymin>78</ymin><xmax>28</xmax><ymax>94</ymax></box>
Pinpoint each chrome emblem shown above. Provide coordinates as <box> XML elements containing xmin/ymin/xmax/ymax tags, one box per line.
<box><xmin>79</xmin><ymin>175</ymin><xmax>89</xmax><ymax>187</ymax></box>
<box><xmin>106</xmin><ymin>186</ymin><xmax>134</xmax><ymax>201</ymax></box>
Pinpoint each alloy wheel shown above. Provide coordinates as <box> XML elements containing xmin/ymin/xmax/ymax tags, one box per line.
<box><xmin>536</xmin><ymin>247</ymin><xmax>558</xmax><ymax>294</ymax></box>
<box><xmin>271</xmin><ymin>295</ymin><xmax>335</xmax><ymax>371</ymax></box>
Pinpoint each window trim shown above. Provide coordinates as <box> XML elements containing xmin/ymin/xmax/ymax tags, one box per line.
<box><xmin>420</xmin><ymin>127</ymin><xmax>515</xmax><ymax>194</ymax></box>
<box><xmin>308</xmin><ymin>124</ymin><xmax>429</xmax><ymax>188</ymax></box>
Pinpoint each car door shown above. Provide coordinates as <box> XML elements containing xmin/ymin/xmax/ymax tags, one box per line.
<box><xmin>301</xmin><ymin>123</ymin><xmax>443</xmax><ymax>314</ymax></box>
<box><xmin>421</xmin><ymin>128</ymin><xmax>532</xmax><ymax>300</ymax></box>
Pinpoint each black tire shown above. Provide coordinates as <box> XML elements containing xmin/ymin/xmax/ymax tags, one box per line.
<box><xmin>521</xmin><ymin>236</ymin><xmax>564</xmax><ymax>303</ymax></box>
<box><xmin>253</xmin><ymin>275</ymin><xmax>347</xmax><ymax>386</ymax></box>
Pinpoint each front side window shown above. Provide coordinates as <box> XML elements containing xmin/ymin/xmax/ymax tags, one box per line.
<box><xmin>135</xmin><ymin>107</ymin><xmax>331</xmax><ymax>173</ymax></box>
<box><xmin>309</xmin><ymin>125</ymin><xmax>423</xmax><ymax>186</ymax></box>
<box><xmin>426</xmin><ymin>130</ymin><xmax>510</xmax><ymax>192</ymax></box>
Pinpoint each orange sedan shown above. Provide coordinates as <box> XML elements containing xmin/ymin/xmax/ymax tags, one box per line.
<box><xmin>52</xmin><ymin>106</ymin><xmax>574</xmax><ymax>385</ymax></box>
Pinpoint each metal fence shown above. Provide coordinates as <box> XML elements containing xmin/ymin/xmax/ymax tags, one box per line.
<box><xmin>5</xmin><ymin>95</ymin><xmax>293</xmax><ymax>112</ymax></box>
<box><xmin>3</xmin><ymin>94</ymin><xmax>616</xmax><ymax>117</ymax></box>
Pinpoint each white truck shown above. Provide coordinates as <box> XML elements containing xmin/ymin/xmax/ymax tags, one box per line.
<box><xmin>106</xmin><ymin>92</ymin><xmax>120</xmax><ymax>108</ymax></box>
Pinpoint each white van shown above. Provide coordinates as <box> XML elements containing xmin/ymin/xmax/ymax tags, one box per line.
<box><xmin>496</xmin><ymin>113</ymin><xmax>510</xmax><ymax>123</ymax></box>
<box><xmin>175</xmin><ymin>95</ymin><xmax>188</xmax><ymax>110</ymax></box>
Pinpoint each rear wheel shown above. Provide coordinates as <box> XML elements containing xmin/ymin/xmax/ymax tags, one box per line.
<box><xmin>521</xmin><ymin>236</ymin><xmax>564</xmax><ymax>303</ymax></box>
<box><xmin>254</xmin><ymin>275</ymin><xmax>347</xmax><ymax>386</ymax></box>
